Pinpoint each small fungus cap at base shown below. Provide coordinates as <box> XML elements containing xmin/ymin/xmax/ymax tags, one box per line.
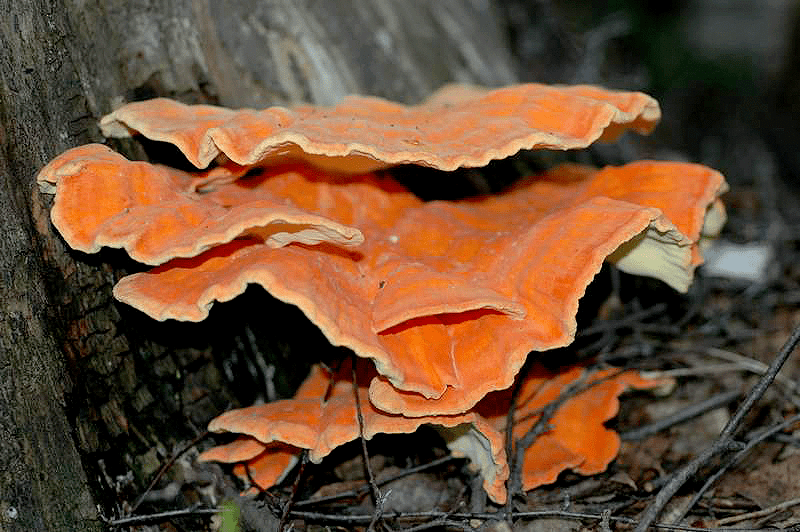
<box><xmin>198</xmin><ymin>359</ymin><xmax>663</xmax><ymax>504</ymax></box>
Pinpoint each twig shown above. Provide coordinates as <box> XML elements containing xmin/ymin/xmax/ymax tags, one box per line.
<box><xmin>399</xmin><ymin>517</ymin><xmax>474</xmax><ymax>532</ymax></box>
<box><xmin>600</xmin><ymin>508</ymin><xmax>613</xmax><ymax>532</ymax></box>
<box><xmin>646</xmin><ymin>363</ymin><xmax>769</xmax><ymax>379</ymax></box>
<box><xmin>703</xmin><ymin>346</ymin><xmax>800</xmax><ymax>391</ymax></box>
<box><xmin>469</xmin><ymin>473</ymin><xmax>486</xmax><ymax>514</ymax></box>
<box><xmin>286</xmin><ymin>507</ymin><xmax>752</xmax><ymax>531</ymax></box>
<box><xmin>620</xmin><ymin>390</ymin><xmax>741</xmax><ymax>441</ymax></box>
<box><xmin>505</xmin><ymin>364</ymin><xmax>632</xmax><ymax>512</ymax></box>
<box><xmin>767</xmin><ymin>432</ymin><xmax>800</xmax><ymax>447</ymax></box>
<box><xmin>649</xmin><ymin>346</ymin><xmax>800</xmax><ymax>408</ymax></box>
<box><xmin>678</xmin><ymin>412</ymin><xmax>800</xmax><ymax>522</ymax></box>
<box><xmin>104</xmin><ymin>505</ymin><xmax>223</xmax><ymax>527</ymax></box>
<box><xmin>352</xmin><ymin>357</ymin><xmax>384</xmax><ymax>531</ymax></box>
<box><xmin>633</xmin><ymin>322</ymin><xmax>800</xmax><ymax>531</ymax></box>
<box><xmin>503</xmin><ymin>360</ymin><xmax>529</xmax><ymax>521</ymax></box>
<box><xmin>578</xmin><ymin>303</ymin><xmax>669</xmax><ymax>337</ymax></box>
<box><xmin>278</xmin><ymin>450</ymin><xmax>308</xmax><ymax>532</ymax></box>
<box><xmin>254</xmin><ymin>488</ymin><xmax>286</xmax><ymax>519</ymax></box>
<box><xmin>293</xmin><ymin>455</ymin><xmax>461</xmax><ymax>508</ymax></box>
<box><xmin>104</xmin><ymin>504</ymin><xmax>766</xmax><ymax>530</ymax></box>
<box><xmin>510</xmin><ymin>373</ymin><xmax>587</xmax><ymax>490</ymax></box>
<box><xmin>715</xmin><ymin>496</ymin><xmax>800</xmax><ymax>526</ymax></box>
<box><xmin>130</xmin><ymin>430</ymin><xmax>210</xmax><ymax>513</ymax></box>
<box><xmin>507</xmin><ymin>368</ymin><xmax>625</xmax><ymax>505</ymax></box>
<box><xmin>401</xmin><ymin>483</ymin><xmax>474</xmax><ymax>532</ymax></box>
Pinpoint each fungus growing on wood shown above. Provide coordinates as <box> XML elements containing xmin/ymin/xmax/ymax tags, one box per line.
<box><xmin>475</xmin><ymin>364</ymin><xmax>662</xmax><ymax>491</ymax></box>
<box><xmin>36</xmin><ymin>144</ymin><xmax>363</xmax><ymax>264</ymax></box>
<box><xmin>200</xmin><ymin>438</ymin><xmax>300</xmax><ymax>492</ymax></box>
<box><xmin>104</xmin><ymin>159</ymin><xmax>724</xmax><ymax>414</ymax></box>
<box><xmin>198</xmin><ymin>358</ymin><xmax>660</xmax><ymax>504</ymax></box>
<box><xmin>98</xmin><ymin>83</ymin><xmax>660</xmax><ymax>173</ymax></box>
<box><xmin>198</xmin><ymin>358</ymin><xmax>508</xmax><ymax>503</ymax></box>
<box><xmin>35</xmin><ymin>81</ymin><xmax>727</xmax><ymax>504</ymax></box>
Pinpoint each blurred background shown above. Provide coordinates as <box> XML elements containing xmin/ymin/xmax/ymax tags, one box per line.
<box><xmin>502</xmin><ymin>0</ymin><xmax>800</xmax><ymax>230</ymax></box>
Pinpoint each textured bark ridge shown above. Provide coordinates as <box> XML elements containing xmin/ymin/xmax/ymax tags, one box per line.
<box><xmin>0</xmin><ymin>1</ymin><xmax>517</xmax><ymax>529</ymax></box>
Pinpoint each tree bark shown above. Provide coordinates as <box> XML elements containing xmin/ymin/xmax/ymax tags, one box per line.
<box><xmin>0</xmin><ymin>1</ymin><xmax>518</xmax><ymax>529</ymax></box>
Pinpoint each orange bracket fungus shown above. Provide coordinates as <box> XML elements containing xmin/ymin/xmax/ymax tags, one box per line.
<box><xmin>197</xmin><ymin>358</ymin><xmax>660</xmax><ymax>504</ymax></box>
<box><xmin>36</xmin><ymin>82</ymin><xmax>727</xmax><ymax>503</ymax></box>
<box><xmin>36</xmin><ymin>144</ymin><xmax>363</xmax><ymax>265</ymax></box>
<box><xmin>100</xmin><ymin>158</ymin><xmax>723</xmax><ymax>417</ymax></box>
<box><xmin>98</xmin><ymin>83</ymin><xmax>660</xmax><ymax>173</ymax></box>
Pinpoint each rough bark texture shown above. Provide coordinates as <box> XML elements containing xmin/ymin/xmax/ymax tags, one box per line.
<box><xmin>0</xmin><ymin>1</ymin><xmax>518</xmax><ymax>529</ymax></box>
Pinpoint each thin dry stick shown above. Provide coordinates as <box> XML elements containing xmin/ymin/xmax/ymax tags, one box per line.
<box><xmin>510</xmin><ymin>374</ymin><xmax>587</xmax><ymax>471</ymax></box>
<box><xmin>578</xmin><ymin>303</ymin><xmax>668</xmax><ymax>337</ymax></box>
<box><xmin>715</xmin><ymin>496</ymin><xmax>800</xmax><ymax>526</ymax></box>
<box><xmin>279</xmin><ymin>355</ymin><xmax>338</xmax><ymax>529</ymax></box>
<box><xmin>399</xmin><ymin>518</ymin><xmax>474</xmax><ymax>532</ymax></box>
<box><xmin>648</xmin><ymin>363</ymin><xmax>767</xmax><ymax>379</ymax></box>
<box><xmin>278</xmin><ymin>450</ymin><xmax>308</xmax><ymax>532</ymax></box>
<box><xmin>469</xmin><ymin>473</ymin><xmax>486</xmax><ymax>514</ymax></box>
<box><xmin>502</xmin><ymin>361</ymin><xmax>529</xmax><ymax>522</ymax></box>
<box><xmin>633</xmin><ymin>322</ymin><xmax>800</xmax><ymax>532</ymax></box>
<box><xmin>678</xmin><ymin>412</ymin><xmax>800</xmax><ymax>522</ymax></box>
<box><xmin>105</xmin><ymin>506</ymin><xmax>223</xmax><ymax>527</ymax></box>
<box><xmin>351</xmin><ymin>358</ymin><xmax>384</xmax><ymax>532</ymax></box>
<box><xmin>704</xmin><ymin>346</ymin><xmax>800</xmax><ymax>390</ymax></box>
<box><xmin>254</xmin><ymin>487</ymin><xmax>285</xmax><ymax>519</ymax></box>
<box><xmin>293</xmin><ymin>455</ymin><xmax>460</xmax><ymax>508</ymax></box>
<box><xmin>285</xmin><ymin>507</ymin><xmax>736</xmax><ymax>531</ymax></box>
<box><xmin>620</xmin><ymin>390</ymin><xmax>741</xmax><ymax>441</ymax></box>
<box><xmin>130</xmin><ymin>430</ymin><xmax>210</xmax><ymax>513</ymax></box>
<box><xmin>653</xmin><ymin>347</ymin><xmax>800</xmax><ymax>408</ymax></box>
<box><xmin>403</xmin><ymin>484</ymin><xmax>476</xmax><ymax>532</ymax></box>
<box><xmin>507</xmin><ymin>368</ymin><xmax>623</xmax><ymax>510</ymax></box>
<box><xmin>105</xmin><ymin>505</ymin><xmax>734</xmax><ymax>531</ymax></box>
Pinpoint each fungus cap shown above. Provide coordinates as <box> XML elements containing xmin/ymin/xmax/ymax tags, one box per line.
<box><xmin>109</xmin><ymin>160</ymin><xmax>724</xmax><ymax>414</ymax></box>
<box><xmin>199</xmin><ymin>359</ymin><xmax>662</xmax><ymax>504</ymax></box>
<box><xmin>99</xmin><ymin>83</ymin><xmax>660</xmax><ymax>173</ymax></box>
<box><xmin>36</xmin><ymin>144</ymin><xmax>363</xmax><ymax>264</ymax></box>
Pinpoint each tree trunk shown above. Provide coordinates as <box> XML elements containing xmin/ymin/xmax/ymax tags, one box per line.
<box><xmin>0</xmin><ymin>1</ymin><xmax>518</xmax><ymax>529</ymax></box>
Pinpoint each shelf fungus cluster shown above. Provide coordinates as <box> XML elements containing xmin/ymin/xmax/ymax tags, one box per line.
<box><xmin>37</xmin><ymin>83</ymin><xmax>727</xmax><ymax>504</ymax></box>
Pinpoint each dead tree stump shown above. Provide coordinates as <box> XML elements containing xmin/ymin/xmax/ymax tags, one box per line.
<box><xmin>0</xmin><ymin>1</ymin><xmax>518</xmax><ymax>529</ymax></box>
